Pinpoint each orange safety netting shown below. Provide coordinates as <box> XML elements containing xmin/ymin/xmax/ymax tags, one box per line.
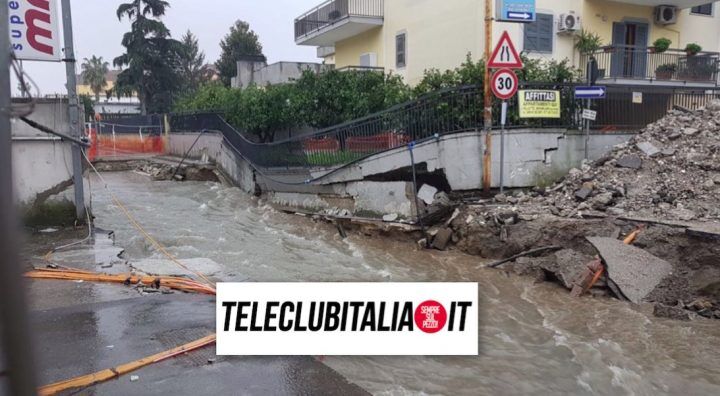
<box><xmin>87</xmin><ymin>127</ymin><xmax>165</xmax><ymax>161</ymax></box>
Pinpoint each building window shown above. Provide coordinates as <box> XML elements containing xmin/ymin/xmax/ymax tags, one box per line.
<box><xmin>396</xmin><ymin>33</ymin><xmax>406</xmax><ymax>69</ymax></box>
<box><xmin>691</xmin><ymin>3</ymin><xmax>713</xmax><ymax>16</ymax></box>
<box><xmin>523</xmin><ymin>13</ymin><xmax>554</xmax><ymax>53</ymax></box>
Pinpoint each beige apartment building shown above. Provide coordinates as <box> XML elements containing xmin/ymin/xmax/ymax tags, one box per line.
<box><xmin>294</xmin><ymin>0</ymin><xmax>720</xmax><ymax>86</ymax></box>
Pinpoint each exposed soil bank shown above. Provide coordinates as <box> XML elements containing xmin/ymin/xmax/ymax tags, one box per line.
<box><xmin>448</xmin><ymin>207</ymin><xmax>720</xmax><ymax>320</ymax></box>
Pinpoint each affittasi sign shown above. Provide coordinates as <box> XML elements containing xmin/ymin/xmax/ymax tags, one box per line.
<box><xmin>518</xmin><ymin>90</ymin><xmax>561</xmax><ymax>119</ymax></box>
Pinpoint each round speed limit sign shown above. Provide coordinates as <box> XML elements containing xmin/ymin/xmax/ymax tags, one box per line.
<box><xmin>491</xmin><ymin>68</ymin><xmax>519</xmax><ymax>100</ymax></box>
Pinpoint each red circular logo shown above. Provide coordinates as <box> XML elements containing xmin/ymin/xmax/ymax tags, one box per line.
<box><xmin>414</xmin><ymin>300</ymin><xmax>447</xmax><ymax>333</ymax></box>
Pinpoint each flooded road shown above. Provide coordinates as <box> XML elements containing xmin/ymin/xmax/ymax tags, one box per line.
<box><xmin>90</xmin><ymin>172</ymin><xmax>720</xmax><ymax>395</ymax></box>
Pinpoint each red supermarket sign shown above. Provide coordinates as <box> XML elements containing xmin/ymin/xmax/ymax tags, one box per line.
<box><xmin>8</xmin><ymin>0</ymin><xmax>63</xmax><ymax>61</ymax></box>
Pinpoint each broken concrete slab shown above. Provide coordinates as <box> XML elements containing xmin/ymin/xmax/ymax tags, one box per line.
<box><xmin>616</xmin><ymin>154</ymin><xmax>642</xmax><ymax>169</ymax></box>
<box><xmin>586</xmin><ymin>237</ymin><xmax>673</xmax><ymax>304</ymax></box>
<box><xmin>574</xmin><ymin>188</ymin><xmax>592</xmax><ymax>201</ymax></box>
<box><xmin>417</xmin><ymin>184</ymin><xmax>439</xmax><ymax>205</ymax></box>
<box><xmin>131</xmin><ymin>257</ymin><xmax>222</xmax><ymax>277</ymax></box>
<box><xmin>636</xmin><ymin>142</ymin><xmax>661</xmax><ymax>158</ymax></box>
<box><xmin>661</xmin><ymin>148</ymin><xmax>677</xmax><ymax>157</ymax></box>
<box><xmin>686</xmin><ymin>225</ymin><xmax>720</xmax><ymax>241</ymax></box>
<box><xmin>382</xmin><ymin>213</ymin><xmax>399</xmax><ymax>222</ymax></box>
<box><xmin>683</xmin><ymin>127</ymin><xmax>699</xmax><ymax>136</ymax></box>
<box><xmin>549</xmin><ymin>249</ymin><xmax>595</xmax><ymax>289</ymax></box>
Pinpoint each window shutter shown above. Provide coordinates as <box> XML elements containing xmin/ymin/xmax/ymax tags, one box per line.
<box><xmin>396</xmin><ymin>33</ymin><xmax>406</xmax><ymax>68</ymax></box>
<box><xmin>538</xmin><ymin>14</ymin><xmax>553</xmax><ymax>52</ymax></box>
<box><xmin>524</xmin><ymin>13</ymin><xmax>553</xmax><ymax>53</ymax></box>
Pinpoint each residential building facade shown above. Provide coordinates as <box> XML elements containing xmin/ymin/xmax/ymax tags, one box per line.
<box><xmin>295</xmin><ymin>0</ymin><xmax>720</xmax><ymax>86</ymax></box>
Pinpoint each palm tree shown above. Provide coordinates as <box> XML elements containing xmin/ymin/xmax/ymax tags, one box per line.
<box><xmin>81</xmin><ymin>56</ymin><xmax>109</xmax><ymax>103</ymax></box>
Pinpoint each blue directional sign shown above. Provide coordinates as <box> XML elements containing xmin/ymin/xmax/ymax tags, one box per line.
<box><xmin>575</xmin><ymin>86</ymin><xmax>607</xmax><ymax>99</ymax></box>
<box><xmin>496</xmin><ymin>0</ymin><xmax>536</xmax><ymax>23</ymax></box>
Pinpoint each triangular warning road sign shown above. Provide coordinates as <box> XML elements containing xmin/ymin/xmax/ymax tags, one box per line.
<box><xmin>488</xmin><ymin>31</ymin><xmax>523</xmax><ymax>69</ymax></box>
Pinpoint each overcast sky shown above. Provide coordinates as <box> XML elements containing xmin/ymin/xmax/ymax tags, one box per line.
<box><xmin>15</xmin><ymin>0</ymin><xmax>320</xmax><ymax>95</ymax></box>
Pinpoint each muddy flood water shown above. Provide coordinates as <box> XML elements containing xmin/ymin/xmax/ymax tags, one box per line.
<box><xmin>86</xmin><ymin>171</ymin><xmax>720</xmax><ymax>395</ymax></box>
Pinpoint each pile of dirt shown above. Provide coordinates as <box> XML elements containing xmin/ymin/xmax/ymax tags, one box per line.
<box><xmin>493</xmin><ymin>100</ymin><xmax>720</xmax><ymax>223</ymax></box>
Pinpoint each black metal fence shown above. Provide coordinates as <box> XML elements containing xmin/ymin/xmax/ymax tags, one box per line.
<box><xmin>581</xmin><ymin>46</ymin><xmax>720</xmax><ymax>84</ymax></box>
<box><xmin>170</xmin><ymin>83</ymin><xmax>720</xmax><ymax>169</ymax></box>
<box><xmin>172</xmin><ymin>84</ymin><xmax>483</xmax><ymax>168</ymax></box>
<box><xmin>294</xmin><ymin>0</ymin><xmax>384</xmax><ymax>40</ymax></box>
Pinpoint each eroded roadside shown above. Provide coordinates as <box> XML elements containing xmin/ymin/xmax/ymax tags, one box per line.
<box><xmin>18</xmin><ymin>169</ymin><xmax>720</xmax><ymax>395</ymax></box>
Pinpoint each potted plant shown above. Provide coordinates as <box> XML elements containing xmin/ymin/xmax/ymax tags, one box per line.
<box><xmin>574</xmin><ymin>29</ymin><xmax>603</xmax><ymax>56</ymax></box>
<box><xmin>685</xmin><ymin>43</ymin><xmax>702</xmax><ymax>56</ymax></box>
<box><xmin>655</xmin><ymin>63</ymin><xmax>677</xmax><ymax>80</ymax></box>
<box><xmin>651</xmin><ymin>38</ymin><xmax>672</xmax><ymax>53</ymax></box>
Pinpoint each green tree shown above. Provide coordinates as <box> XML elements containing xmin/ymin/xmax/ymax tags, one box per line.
<box><xmin>293</xmin><ymin>69</ymin><xmax>410</xmax><ymax>128</ymax></box>
<box><xmin>79</xmin><ymin>94</ymin><xmax>95</xmax><ymax>120</ymax></box>
<box><xmin>113</xmin><ymin>0</ymin><xmax>184</xmax><ymax>114</ymax></box>
<box><xmin>215</xmin><ymin>20</ymin><xmax>265</xmax><ymax>86</ymax></box>
<box><xmin>179</xmin><ymin>30</ymin><xmax>208</xmax><ymax>95</ymax></box>
<box><xmin>81</xmin><ymin>55</ymin><xmax>110</xmax><ymax>103</ymax></box>
<box><xmin>174</xmin><ymin>82</ymin><xmax>229</xmax><ymax>112</ymax></box>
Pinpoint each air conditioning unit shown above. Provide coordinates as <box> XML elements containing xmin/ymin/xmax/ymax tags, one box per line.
<box><xmin>655</xmin><ymin>6</ymin><xmax>678</xmax><ymax>25</ymax></box>
<box><xmin>558</xmin><ymin>12</ymin><xmax>581</xmax><ymax>33</ymax></box>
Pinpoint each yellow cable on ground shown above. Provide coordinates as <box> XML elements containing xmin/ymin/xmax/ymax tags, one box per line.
<box><xmin>81</xmin><ymin>150</ymin><xmax>215</xmax><ymax>288</ymax></box>
<box><xmin>37</xmin><ymin>334</ymin><xmax>217</xmax><ymax>396</ymax></box>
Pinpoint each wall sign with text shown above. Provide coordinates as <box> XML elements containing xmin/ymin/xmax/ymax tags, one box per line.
<box><xmin>8</xmin><ymin>0</ymin><xmax>63</xmax><ymax>61</ymax></box>
<box><xmin>518</xmin><ymin>90</ymin><xmax>561</xmax><ymax>118</ymax></box>
<box><xmin>217</xmin><ymin>283</ymin><xmax>479</xmax><ymax>356</ymax></box>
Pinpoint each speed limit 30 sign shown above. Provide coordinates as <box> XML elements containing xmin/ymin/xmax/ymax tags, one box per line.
<box><xmin>491</xmin><ymin>68</ymin><xmax>518</xmax><ymax>100</ymax></box>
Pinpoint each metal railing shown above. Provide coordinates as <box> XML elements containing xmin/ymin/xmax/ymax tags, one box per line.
<box><xmin>95</xmin><ymin>114</ymin><xmax>164</xmax><ymax>135</ymax></box>
<box><xmin>582</xmin><ymin>46</ymin><xmax>720</xmax><ymax>84</ymax></box>
<box><xmin>294</xmin><ymin>0</ymin><xmax>384</xmax><ymax>40</ymax></box>
<box><xmin>172</xmin><ymin>85</ymin><xmax>482</xmax><ymax>169</ymax></box>
<box><xmin>336</xmin><ymin>65</ymin><xmax>384</xmax><ymax>72</ymax></box>
<box><xmin>169</xmin><ymin>83</ymin><xmax>720</xmax><ymax>170</ymax></box>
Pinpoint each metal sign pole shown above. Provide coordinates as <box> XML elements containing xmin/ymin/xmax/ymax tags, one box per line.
<box><xmin>584</xmin><ymin>59</ymin><xmax>591</xmax><ymax>160</ymax></box>
<box><xmin>500</xmin><ymin>101</ymin><xmax>507</xmax><ymax>194</ymax></box>
<box><xmin>584</xmin><ymin>99</ymin><xmax>590</xmax><ymax>160</ymax></box>
<box><xmin>482</xmin><ymin>0</ymin><xmax>493</xmax><ymax>192</ymax></box>
<box><xmin>61</xmin><ymin>0</ymin><xmax>86</xmax><ymax>221</ymax></box>
<box><xmin>0</xmin><ymin>4</ymin><xmax>38</xmax><ymax>394</ymax></box>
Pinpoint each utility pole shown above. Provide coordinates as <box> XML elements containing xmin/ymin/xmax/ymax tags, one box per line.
<box><xmin>61</xmin><ymin>0</ymin><xmax>86</xmax><ymax>221</ymax></box>
<box><xmin>482</xmin><ymin>0</ymin><xmax>493</xmax><ymax>192</ymax></box>
<box><xmin>0</xmin><ymin>4</ymin><xmax>38</xmax><ymax>395</ymax></box>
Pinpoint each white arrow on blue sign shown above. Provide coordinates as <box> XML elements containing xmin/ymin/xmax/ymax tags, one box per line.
<box><xmin>496</xmin><ymin>0</ymin><xmax>536</xmax><ymax>23</ymax></box>
<box><xmin>575</xmin><ymin>86</ymin><xmax>606</xmax><ymax>99</ymax></box>
<box><xmin>507</xmin><ymin>11</ymin><xmax>534</xmax><ymax>20</ymax></box>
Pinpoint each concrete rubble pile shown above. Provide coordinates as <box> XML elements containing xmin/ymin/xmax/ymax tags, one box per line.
<box><xmin>136</xmin><ymin>162</ymin><xmax>219</xmax><ymax>182</ymax></box>
<box><xmin>448</xmin><ymin>102</ymin><xmax>720</xmax><ymax>320</ymax></box>
<box><xmin>495</xmin><ymin>100</ymin><xmax>720</xmax><ymax>222</ymax></box>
